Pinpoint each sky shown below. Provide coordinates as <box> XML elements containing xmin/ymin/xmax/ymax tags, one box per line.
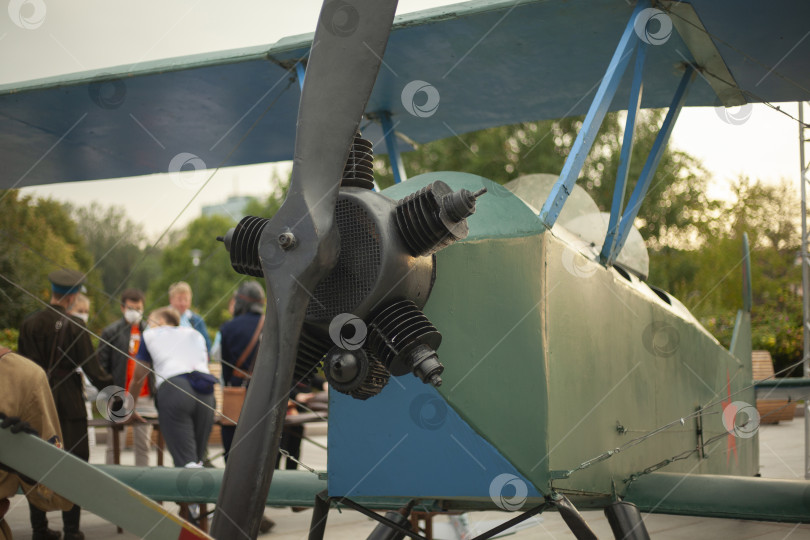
<box><xmin>2</xmin><ymin>0</ymin><xmax>806</xmax><ymax>240</ymax></box>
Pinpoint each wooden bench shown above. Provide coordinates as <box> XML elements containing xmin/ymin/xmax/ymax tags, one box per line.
<box><xmin>753</xmin><ymin>350</ymin><xmax>796</xmax><ymax>424</ymax></box>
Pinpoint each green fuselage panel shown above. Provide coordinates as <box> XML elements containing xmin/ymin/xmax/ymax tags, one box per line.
<box><xmin>542</xmin><ymin>235</ymin><xmax>757</xmax><ymax>497</ymax></box>
<box><xmin>382</xmin><ymin>172</ymin><xmax>757</xmax><ymax>502</ymax></box>
<box><xmin>385</xmin><ymin>172</ymin><xmax>552</xmax><ymax>491</ymax></box>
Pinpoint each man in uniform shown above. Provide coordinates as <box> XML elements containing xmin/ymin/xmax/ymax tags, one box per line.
<box><xmin>17</xmin><ymin>269</ymin><xmax>113</xmax><ymax>540</ymax></box>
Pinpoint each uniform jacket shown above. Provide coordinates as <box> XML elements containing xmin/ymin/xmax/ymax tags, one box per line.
<box><xmin>98</xmin><ymin>317</ymin><xmax>155</xmax><ymax>394</ymax></box>
<box><xmin>17</xmin><ymin>305</ymin><xmax>112</xmax><ymax>422</ymax></box>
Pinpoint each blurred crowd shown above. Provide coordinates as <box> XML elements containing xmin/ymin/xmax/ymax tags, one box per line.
<box><xmin>0</xmin><ymin>268</ymin><xmax>325</xmax><ymax>539</ymax></box>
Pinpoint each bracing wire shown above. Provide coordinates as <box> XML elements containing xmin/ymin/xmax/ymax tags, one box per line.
<box><xmin>558</xmin><ymin>356</ymin><xmax>809</xmax><ymax>481</ymax></box>
<box><xmin>661</xmin><ymin>5</ymin><xmax>810</xmax><ymax>98</ymax></box>
<box><xmin>3</xmin><ymin>68</ymin><xmax>316</xmax><ymax>461</ymax></box>
<box><xmin>91</xmin><ymin>76</ymin><xmax>296</xmax><ymax>320</ymax></box>
<box><xmin>3</xmin><ymin>270</ymin><xmax>332</xmax><ymax>434</ymax></box>
<box><xmin>659</xmin><ymin>4</ymin><xmax>810</xmax><ymax>129</ymax></box>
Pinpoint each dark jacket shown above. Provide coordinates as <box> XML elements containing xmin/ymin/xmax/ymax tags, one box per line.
<box><xmin>18</xmin><ymin>305</ymin><xmax>112</xmax><ymax>422</ymax></box>
<box><xmin>220</xmin><ymin>312</ymin><xmax>263</xmax><ymax>386</ymax></box>
<box><xmin>98</xmin><ymin>317</ymin><xmax>155</xmax><ymax>394</ymax></box>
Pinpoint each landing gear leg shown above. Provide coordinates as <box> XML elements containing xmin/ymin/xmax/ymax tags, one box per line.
<box><xmin>604</xmin><ymin>500</ymin><xmax>650</xmax><ymax>540</ymax></box>
<box><xmin>308</xmin><ymin>490</ymin><xmax>330</xmax><ymax>540</ymax></box>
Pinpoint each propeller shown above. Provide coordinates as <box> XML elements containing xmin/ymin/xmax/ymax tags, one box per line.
<box><xmin>210</xmin><ymin>1</ymin><xmax>399</xmax><ymax>537</ymax></box>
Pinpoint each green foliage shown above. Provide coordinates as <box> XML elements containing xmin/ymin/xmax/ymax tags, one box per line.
<box><xmin>0</xmin><ymin>190</ymin><xmax>98</xmax><ymax>330</ymax></box>
<box><xmin>243</xmin><ymin>171</ymin><xmax>289</xmax><ymax>218</ymax></box>
<box><xmin>71</xmin><ymin>202</ymin><xmax>161</xmax><ymax>329</ymax></box>
<box><xmin>145</xmin><ymin>175</ymin><xmax>289</xmax><ymax>333</ymax></box>
<box><xmin>377</xmin><ymin>115</ymin><xmax>800</xmax><ymax>377</ymax></box>
<box><xmin>648</xmin><ymin>177</ymin><xmax>802</xmax><ymax>375</ymax></box>
<box><xmin>375</xmin><ymin>111</ymin><xmax>712</xmax><ymax>249</ymax></box>
<box><xmin>585</xmin><ymin>110</ymin><xmax>715</xmax><ymax>247</ymax></box>
<box><xmin>0</xmin><ymin>328</ymin><xmax>18</xmax><ymax>350</ymax></box>
<box><xmin>145</xmin><ymin>214</ymin><xmax>241</xmax><ymax>332</ymax></box>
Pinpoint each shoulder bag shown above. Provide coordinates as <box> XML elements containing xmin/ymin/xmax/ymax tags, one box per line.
<box><xmin>220</xmin><ymin>315</ymin><xmax>264</xmax><ymax>426</ymax></box>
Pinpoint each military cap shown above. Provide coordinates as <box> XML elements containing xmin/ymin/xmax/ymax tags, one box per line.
<box><xmin>48</xmin><ymin>268</ymin><xmax>86</xmax><ymax>295</ymax></box>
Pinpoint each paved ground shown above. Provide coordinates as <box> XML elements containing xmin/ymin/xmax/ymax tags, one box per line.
<box><xmin>5</xmin><ymin>416</ymin><xmax>810</xmax><ymax>539</ymax></box>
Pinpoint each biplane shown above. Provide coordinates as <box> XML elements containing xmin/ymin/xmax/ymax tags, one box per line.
<box><xmin>2</xmin><ymin>0</ymin><xmax>810</xmax><ymax>538</ymax></box>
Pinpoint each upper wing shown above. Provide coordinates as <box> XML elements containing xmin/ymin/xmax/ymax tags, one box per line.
<box><xmin>1</xmin><ymin>0</ymin><xmax>808</xmax><ymax>188</ymax></box>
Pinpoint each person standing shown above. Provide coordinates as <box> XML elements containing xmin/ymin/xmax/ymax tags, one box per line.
<box><xmin>98</xmin><ymin>289</ymin><xmax>153</xmax><ymax>467</ymax></box>
<box><xmin>0</xmin><ymin>349</ymin><xmax>74</xmax><ymax>540</ymax></box>
<box><xmin>218</xmin><ymin>281</ymin><xmax>265</xmax><ymax>460</ymax></box>
<box><xmin>168</xmin><ymin>282</ymin><xmax>212</xmax><ymax>353</ymax></box>
<box><xmin>17</xmin><ymin>269</ymin><xmax>113</xmax><ymax>540</ymax></box>
<box><xmin>65</xmin><ymin>294</ymin><xmax>89</xmax><ymax>324</ymax></box>
<box><xmin>217</xmin><ymin>282</ymin><xmax>274</xmax><ymax>533</ymax></box>
<box><xmin>128</xmin><ymin>307</ymin><xmax>214</xmax><ymax>469</ymax></box>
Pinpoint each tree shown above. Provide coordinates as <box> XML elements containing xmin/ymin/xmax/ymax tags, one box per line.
<box><xmin>144</xmin><ymin>172</ymin><xmax>288</xmax><ymax>336</ymax></box>
<box><xmin>72</xmin><ymin>202</ymin><xmax>162</xmax><ymax>327</ymax></box>
<box><xmin>374</xmin><ymin>110</ymin><xmax>712</xmax><ymax>248</ymax></box>
<box><xmin>0</xmin><ymin>190</ymin><xmax>99</xmax><ymax>330</ymax></box>
<box><xmin>648</xmin><ymin>177</ymin><xmax>802</xmax><ymax>376</ymax></box>
<box><xmin>145</xmin><ymin>214</ymin><xmax>247</xmax><ymax>334</ymax></box>
<box><xmin>243</xmin><ymin>170</ymin><xmax>288</xmax><ymax>218</ymax></box>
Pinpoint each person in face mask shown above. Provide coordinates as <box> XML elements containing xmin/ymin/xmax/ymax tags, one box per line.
<box><xmin>98</xmin><ymin>289</ymin><xmax>155</xmax><ymax>467</ymax></box>
<box><xmin>67</xmin><ymin>293</ymin><xmax>90</xmax><ymax>324</ymax></box>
